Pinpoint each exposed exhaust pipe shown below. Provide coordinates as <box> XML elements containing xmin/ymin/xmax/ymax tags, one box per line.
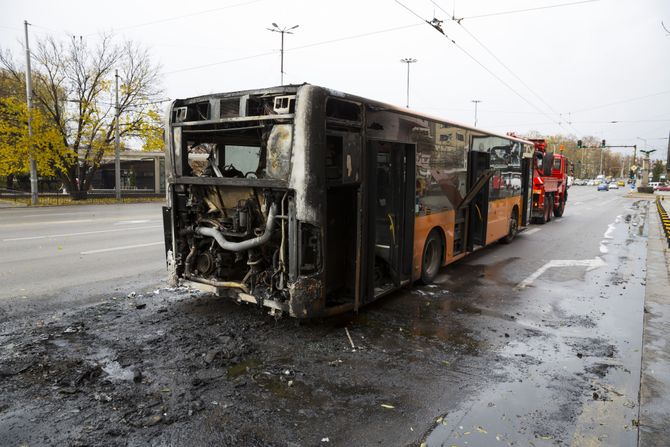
<box><xmin>195</xmin><ymin>203</ymin><xmax>278</xmax><ymax>252</ymax></box>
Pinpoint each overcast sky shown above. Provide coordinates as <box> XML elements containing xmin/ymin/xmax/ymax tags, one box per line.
<box><xmin>2</xmin><ymin>0</ymin><xmax>669</xmax><ymax>158</ymax></box>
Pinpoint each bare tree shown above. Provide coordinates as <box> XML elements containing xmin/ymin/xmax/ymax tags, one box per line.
<box><xmin>0</xmin><ymin>33</ymin><xmax>163</xmax><ymax>198</ymax></box>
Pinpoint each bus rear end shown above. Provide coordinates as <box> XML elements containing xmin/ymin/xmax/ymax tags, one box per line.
<box><xmin>163</xmin><ymin>85</ymin><xmax>328</xmax><ymax>317</ymax></box>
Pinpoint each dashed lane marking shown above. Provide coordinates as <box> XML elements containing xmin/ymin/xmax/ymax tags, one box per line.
<box><xmin>2</xmin><ymin>225</ymin><xmax>162</xmax><ymax>242</ymax></box>
<box><xmin>80</xmin><ymin>242</ymin><xmax>163</xmax><ymax>255</ymax></box>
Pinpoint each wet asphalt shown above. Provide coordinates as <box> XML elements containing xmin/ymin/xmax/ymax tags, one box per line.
<box><xmin>0</xmin><ymin>187</ymin><xmax>667</xmax><ymax>446</ymax></box>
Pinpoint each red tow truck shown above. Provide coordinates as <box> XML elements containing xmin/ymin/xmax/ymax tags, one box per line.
<box><xmin>528</xmin><ymin>139</ymin><xmax>570</xmax><ymax>224</ymax></box>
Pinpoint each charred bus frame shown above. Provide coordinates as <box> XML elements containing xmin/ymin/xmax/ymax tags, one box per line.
<box><xmin>163</xmin><ymin>84</ymin><xmax>535</xmax><ymax>317</ymax></box>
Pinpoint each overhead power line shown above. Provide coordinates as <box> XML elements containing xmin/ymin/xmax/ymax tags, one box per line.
<box><xmin>430</xmin><ymin>0</ymin><xmax>581</xmax><ymax>135</ymax></box>
<box><xmin>571</xmin><ymin>89</ymin><xmax>670</xmax><ymax>113</ymax></box>
<box><xmin>164</xmin><ymin>22</ymin><xmax>424</xmax><ymax>76</ymax></box>
<box><xmin>394</xmin><ymin>0</ymin><xmax>573</xmax><ymax>134</ymax></box>
<box><xmin>84</xmin><ymin>0</ymin><xmax>266</xmax><ymax>36</ymax></box>
<box><xmin>456</xmin><ymin>0</ymin><xmax>600</xmax><ymax>21</ymax></box>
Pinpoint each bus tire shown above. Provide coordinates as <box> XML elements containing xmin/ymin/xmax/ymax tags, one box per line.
<box><xmin>553</xmin><ymin>194</ymin><xmax>566</xmax><ymax>217</ymax></box>
<box><xmin>500</xmin><ymin>207</ymin><xmax>518</xmax><ymax>244</ymax></box>
<box><xmin>420</xmin><ymin>229</ymin><xmax>443</xmax><ymax>285</ymax></box>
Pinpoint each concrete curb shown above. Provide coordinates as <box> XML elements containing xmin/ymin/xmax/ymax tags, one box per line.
<box><xmin>639</xmin><ymin>204</ymin><xmax>670</xmax><ymax>446</ymax></box>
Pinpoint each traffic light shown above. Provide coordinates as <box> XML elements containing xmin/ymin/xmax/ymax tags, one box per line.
<box><xmin>601</xmin><ymin>139</ymin><xmax>606</xmax><ymax>148</ymax></box>
<box><xmin>559</xmin><ymin>144</ymin><xmax>565</xmax><ymax>151</ymax></box>
<box><xmin>577</xmin><ymin>139</ymin><xmax>582</xmax><ymax>148</ymax></box>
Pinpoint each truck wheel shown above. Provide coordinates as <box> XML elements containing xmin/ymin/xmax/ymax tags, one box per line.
<box><xmin>500</xmin><ymin>208</ymin><xmax>518</xmax><ymax>244</ymax></box>
<box><xmin>553</xmin><ymin>195</ymin><xmax>566</xmax><ymax>217</ymax></box>
<box><xmin>546</xmin><ymin>195</ymin><xmax>553</xmax><ymax>222</ymax></box>
<box><xmin>539</xmin><ymin>194</ymin><xmax>552</xmax><ymax>224</ymax></box>
<box><xmin>420</xmin><ymin>230</ymin><xmax>443</xmax><ymax>284</ymax></box>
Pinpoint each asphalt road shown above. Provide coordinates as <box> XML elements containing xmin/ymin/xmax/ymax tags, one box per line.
<box><xmin>0</xmin><ymin>203</ymin><xmax>166</xmax><ymax>314</ymax></box>
<box><xmin>0</xmin><ymin>187</ymin><xmax>667</xmax><ymax>446</ymax></box>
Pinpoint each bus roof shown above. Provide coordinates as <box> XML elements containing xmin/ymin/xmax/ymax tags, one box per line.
<box><xmin>172</xmin><ymin>83</ymin><xmax>534</xmax><ymax>146</ymax></box>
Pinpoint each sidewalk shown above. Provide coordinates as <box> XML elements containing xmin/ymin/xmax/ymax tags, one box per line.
<box><xmin>639</xmin><ymin>197</ymin><xmax>670</xmax><ymax>445</ymax></box>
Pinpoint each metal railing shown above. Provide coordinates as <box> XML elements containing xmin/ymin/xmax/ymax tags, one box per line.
<box><xmin>656</xmin><ymin>196</ymin><xmax>670</xmax><ymax>248</ymax></box>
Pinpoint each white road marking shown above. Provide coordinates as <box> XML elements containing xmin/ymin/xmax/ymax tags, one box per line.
<box><xmin>0</xmin><ymin>219</ymin><xmax>94</xmax><ymax>227</ymax></box>
<box><xmin>114</xmin><ymin>220</ymin><xmax>151</xmax><ymax>225</ymax></box>
<box><xmin>604</xmin><ymin>223</ymin><xmax>616</xmax><ymax>239</ymax></box>
<box><xmin>524</xmin><ymin>228</ymin><xmax>541</xmax><ymax>236</ymax></box>
<box><xmin>80</xmin><ymin>242</ymin><xmax>163</xmax><ymax>255</ymax></box>
<box><xmin>2</xmin><ymin>225</ymin><xmax>161</xmax><ymax>242</ymax></box>
<box><xmin>515</xmin><ymin>257</ymin><xmax>606</xmax><ymax>290</ymax></box>
<box><xmin>22</xmin><ymin>212</ymin><xmax>91</xmax><ymax>218</ymax></box>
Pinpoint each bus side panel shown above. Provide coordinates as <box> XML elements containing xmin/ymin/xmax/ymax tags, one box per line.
<box><xmin>485</xmin><ymin>196</ymin><xmax>522</xmax><ymax>245</ymax></box>
<box><xmin>412</xmin><ymin>210</ymin><xmax>455</xmax><ymax>281</ymax></box>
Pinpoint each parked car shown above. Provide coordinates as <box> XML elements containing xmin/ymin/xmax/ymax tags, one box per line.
<box><xmin>617</xmin><ymin>180</ymin><xmax>625</xmax><ymax>186</ymax></box>
<box><xmin>657</xmin><ymin>184</ymin><xmax>670</xmax><ymax>191</ymax></box>
<box><xmin>609</xmin><ymin>183</ymin><xmax>619</xmax><ymax>189</ymax></box>
<box><xmin>597</xmin><ymin>183</ymin><xmax>609</xmax><ymax>191</ymax></box>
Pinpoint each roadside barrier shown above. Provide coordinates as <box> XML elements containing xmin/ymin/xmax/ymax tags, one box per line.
<box><xmin>656</xmin><ymin>196</ymin><xmax>670</xmax><ymax>247</ymax></box>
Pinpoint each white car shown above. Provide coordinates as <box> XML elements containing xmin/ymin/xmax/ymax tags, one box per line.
<box><xmin>609</xmin><ymin>183</ymin><xmax>619</xmax><ymax>189</ymax></box>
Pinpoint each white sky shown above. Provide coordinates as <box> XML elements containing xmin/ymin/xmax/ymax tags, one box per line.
<box><xmin>1</xmin><ymin>0</ymin><xmax>669</xmax><ymax>159</ymax></box>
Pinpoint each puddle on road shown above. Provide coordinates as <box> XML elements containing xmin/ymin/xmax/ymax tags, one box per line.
<box><xmin>226</xmin><ymin>358</ymin><xmax>260</xmax><ymax>379</ymax></box>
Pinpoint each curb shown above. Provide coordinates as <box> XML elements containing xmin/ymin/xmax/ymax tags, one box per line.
<box><xmin>638</xmin><ymin>205</ymin><xmax>670</xmax><ymax>446</ymax></box>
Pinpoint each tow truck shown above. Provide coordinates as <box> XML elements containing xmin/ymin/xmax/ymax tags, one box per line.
<box><xmin>528</xmin><ymin>139</ymin><xmax>570</xmax><ymax>224</ymax></box>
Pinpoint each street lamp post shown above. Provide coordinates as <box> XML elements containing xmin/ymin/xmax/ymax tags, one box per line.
<box><xmin>115</xmin><ymin>69</ymin><xmax>121</xmax><ymax>200</ymax></box>
<box><xmin>400</xmin><ymin>58</ymin><xmax>417</xmax><ymax>108</ymax></box>
<box><xmin>24</xmin><ymin>20</ymin><xmax>38</xmax><ymax>205</ymax></box>
<box><xmin>471</xmin><ymin>99</ymin><xmax>482</xmax><ymax>127</ymax></box>
<box><xmin>267</xmin><ymin>23</ymin><xmax>299</xmax><ymax>85</ymax></box>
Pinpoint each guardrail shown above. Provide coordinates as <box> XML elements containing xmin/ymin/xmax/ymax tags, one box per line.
<box><xmin>0</xmin><ymin>189</ymin><xmax>164</xmax><ymax>207</ymax></box>
<box><xmin>656</xmin><ymin>196</ymin><xmax>670</xmax><ymax>247</ymax></box>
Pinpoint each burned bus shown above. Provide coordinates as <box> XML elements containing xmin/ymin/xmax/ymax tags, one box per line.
<box><xmin>162</xmin><ymin>84</ymin><xmax>535</xmax><ymax>317</ymax></box>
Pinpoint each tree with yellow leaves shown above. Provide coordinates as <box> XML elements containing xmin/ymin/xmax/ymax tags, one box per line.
<box><xmin>0</xmin><ymin>95</ymin><xmax>73</xmax><ymax>179</ymax></box>
<box><xmin>0</xmin><ymin>34</ymin><xmax>165</xmax><ymax>198</ymax></box>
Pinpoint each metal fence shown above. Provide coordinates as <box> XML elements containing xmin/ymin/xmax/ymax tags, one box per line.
<box><xmin>0</xmin><ymin>188</ymin><xmax>164</xmax><ymax>207</ymax></box>
<box><xmin>657</xmin><ymin>196</ymin><xmax>670</xmax><ymax>248</ymax></box>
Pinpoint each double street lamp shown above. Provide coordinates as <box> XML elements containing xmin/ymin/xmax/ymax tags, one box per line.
<box><xmin>267</xmin><ymin>23</ymin><xmax>299</xmax><ymax>85</ymax></box>
<box><xmin>471</xmin><ymin>99</ymin><xmax>482</xmax><ymax>127</ymax></box>
<box><xmin>400</xmin><ymin>58</ymin><xmax>417</xmax><ymax>108</ymax></box>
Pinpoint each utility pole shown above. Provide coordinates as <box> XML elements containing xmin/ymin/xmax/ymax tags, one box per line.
<box><xmin>400</xmin><ymin>58</ymin><xmax>417</xmax><ymax>108</ymax></box>
<box><xmin>267</xmin><ymin>23</ymin><xmax>298</xmax><ymax>85</ymax></box>
<box><xmin>115</xmin><ymin>69</ymin><xmax>121</xmax><ymax>200</ymax></box>
<box><xmin>599</xmin><ymin>146</ymin><xmax>604</xmax><ymax>176</ymax></box>
<box><xmin>24</xmin><ymin>20</ymin><xmax>38</xmax><ymax>205</ymax></box>
<box><xmin>471</xmin><ymin>99</ymin><xmax>482</xmax><ymax>127</ymax></box>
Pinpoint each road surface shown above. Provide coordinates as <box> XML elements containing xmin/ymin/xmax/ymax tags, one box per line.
<box><xmin>0</xmin><ymin>188</ymin><xmax>667</xmax><ymax>446</ymax></box>
<box><xmin>0</xmin><ymin>203</ymin><xmax>166</xmax><ymax>315</ymax></box>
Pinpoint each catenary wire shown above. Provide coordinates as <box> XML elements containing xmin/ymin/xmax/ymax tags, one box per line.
<box><xmin>431</xmin><ymin>0</ymin><xmax>582</xmax><ymax>135</ymax></box>
<box><xmin>457</xmin><ymin>0</ymin><xmax>600</xmax><ymax>21</ymax></box>
<box><xmin>394</xmin><ymin>0</ymin><xmax>573</xmax><ymax>135</ymax></box>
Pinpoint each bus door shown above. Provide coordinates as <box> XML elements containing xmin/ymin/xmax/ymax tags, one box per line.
<box><xmin>366</xmin><ymin>141</ymin><xmax>415</xmax><ymax>299</ymax></box>
<box><xmin>520</xmin><ymin>156</ymin><xmax>533</xmax><ymax>226</ymax></box>
<box><xmin>466</xmin><ymin>151</ymin><xmax>492</xmax><ymax>250</ymax></box>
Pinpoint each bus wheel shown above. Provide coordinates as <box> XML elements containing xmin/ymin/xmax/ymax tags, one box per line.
<box><xmin>420</xmin><ymin>230</ymin><xmax>443</xmax><ymax>284</ymax></box>
<box><xmin>500</xmin><ymin>209</ymin><xmax>518</xmax><ymax>244</ymax></box>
